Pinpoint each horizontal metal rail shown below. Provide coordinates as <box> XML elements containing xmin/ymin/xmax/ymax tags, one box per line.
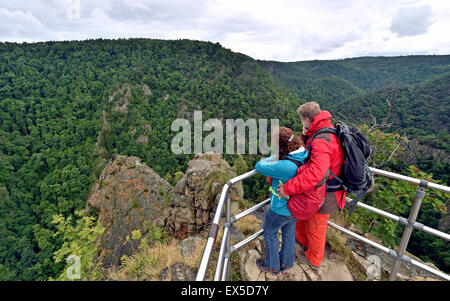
<box><xmin>196</xmin><ymin>167</ymin><xmax>450</xmax><ymax>281</ymax></box>
<box><xmin>231</xmin><ymin>199</ymin><xmax>270</xmax><ymax>223</ymax></box>
<box><xmin>369</xmin><ymin>167</ymin><xmax>450</xmax><ymax>193</ymax></box>
<box><xmin>230</xmin><ymin>230</ymin><xmax>264</xmax><ymax>253</ymax></box>
<box><xmin>228</xmin><ymin>169</ymin><xmax>259</xmax><ymax>185</ymax></box>
<box><xmin>350</xmin><ymin>198</ymin><xmax>450</xmax><ymax>241</ymax></box>
<box><xmin>327</xmin><ymin>221</ymin><xmax>450</xmax><ymax>281</ymax></box>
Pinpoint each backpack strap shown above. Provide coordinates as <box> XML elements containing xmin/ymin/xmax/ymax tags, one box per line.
<box><xmin>327</xmin><ymin>171</ymin><xmax>347</xmax><ymax>191</ymax></box>
<box><xmin>344</xmin><ymin>168</ymin><xmax>372</xmax><ymax>216</ymax></box>
<box><xmin>344</xmin><ymin>185</ymin><xmax>370</xmax><ymax>216</ymax></box>
<box><xmin>305</xmin><ymin>127</ymin><xmax>338</xmax><ymax>153</ymax></box>
<box><xmin>284</xmin><ymin>157</ymin><xmax>302</xmax><ymax>167</ymax></box>
<box><xmin>306</xmin><ymin>127</ymin><xmax>345</xmax><ymax>192</ymax></box>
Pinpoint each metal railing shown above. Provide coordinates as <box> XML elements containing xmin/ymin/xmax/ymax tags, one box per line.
<box><xmin>195</xmin><ymin>167</ymin><xmax>450</xmax><ymax>281</ymax></box>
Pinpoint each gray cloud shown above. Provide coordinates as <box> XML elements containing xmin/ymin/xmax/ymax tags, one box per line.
<box><xmin>390</xmin><ymin>4</ymin><xmax>434</xmax><ymax>37</ymax></box>
<box><xmin>293</xmin><ymin>31</ymin><xmax>361</xmax><ymax>55</ymax></box>
<box><xmin>0</xmin><ymin>7</ymin><xmax>49</xmax><ymax>39</ymax></box>
<box><xmin>100</xmin><ymin>0</ymin><xmax>208</xmax><ymax>22</ymax></box>
<box><xmin>0</xmin><ymin>0</ymin><xmax>216</xmax><ymax>41</ymax></box>
<box><xmin>0</xmin><ymin>1</ymin><xmax>448</xmax><ymax>61</ymax></box>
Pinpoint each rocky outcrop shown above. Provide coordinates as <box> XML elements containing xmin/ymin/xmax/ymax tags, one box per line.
<box><xmin>86</xmin><ymin>155</ymin><xmax>172</xmax><ymax>268</ymax></box>
<box><xmin>238</xmin><ymin>237</ymin><xmax>354</xmax><ymax>281</ymax></box>
<box><xmin>142</xmin><ymin>84</ymin><xmax>152</xmax><ymax>96</ymax></box>
<box><xmin>346</xmin><ymin>235</ymin><xmax>444</xmax><ymax>280</ymax></box>
<box><xmin>109</xmin><ymin>84</ymin><xmax>131</xmax><ymax>113</ymax></box>
<box><xmin>179</xmin><ymin>237</ymin><xmax>204</xmax><ymax>258</ymax></box>
<box><xmin>160</xmin><ymin>262</ymin><xmax>196</xmax><ymax>281</ymax></box>
<box><xmin>166</xmin><ymin>153</ymin><xmax>244</xmax><ymax>239</ymax></box>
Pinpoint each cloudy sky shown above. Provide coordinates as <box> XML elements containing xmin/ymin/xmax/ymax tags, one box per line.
<box><xmin>1</xmin><ymin>0</ymin><xmax>449</xmax><ymax>61</ymax></box>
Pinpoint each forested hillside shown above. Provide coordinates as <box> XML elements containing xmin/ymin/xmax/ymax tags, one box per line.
<box><xmin>0</xmin><ymin>38</ymin><xmax>302</xmax><ymax>280</ymax></box>
<box><xmin>260</xmin><ymin>55</ymin><xmax>450</xmax><ymax>91</ymax></box>
<box><xmin>0</xmin><ymin>39</ymin><xmax>448</xmax><ymax>280</ymax></box>
<box><xmin>337</xmin><ymin>73</ymin><xmax>450</xmax><ymax>152</ymax></box>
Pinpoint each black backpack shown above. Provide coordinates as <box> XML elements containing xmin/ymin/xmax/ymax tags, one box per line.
<box><xmin>306</xmin><ymin>121</ymin><xmax>373</xmax><ymax>216</ymax></box>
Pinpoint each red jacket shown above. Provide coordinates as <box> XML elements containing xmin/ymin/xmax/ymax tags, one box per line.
<box><xmin>284</xmin><ymin>110</ymin><xmax>346</xmax><ymax>219</ymax></box>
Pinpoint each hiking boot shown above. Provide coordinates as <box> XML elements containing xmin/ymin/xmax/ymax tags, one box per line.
<box><xmin>296</xmin><ymin>251</ymin><xmax>320</xmax><ymax>271</ymax></box>
<box><xmin>256</xmin><ymin>258</ymin><xmax>280</xmax><ymax>276</ymax></box>
<box><xmin>280</xmin><ymin>265</ymin><xmax>290</xmax><ymax>274</ymax></box>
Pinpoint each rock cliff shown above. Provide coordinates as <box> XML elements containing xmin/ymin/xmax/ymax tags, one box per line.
<box><xmin>86</xmin><ymin>155</ymin><xmax>172</xmax><ymax>267</ymax></box>
<box><xmin>166</xmin><ymin>153</ymin><xmax>244</xmax><ymax>239</ymax></box>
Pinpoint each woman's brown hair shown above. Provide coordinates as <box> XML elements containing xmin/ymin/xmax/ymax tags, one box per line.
<box><xmin>277</xmin><ymin>127</ymin><xmax>303</xmax><ymax>160</ymax></box>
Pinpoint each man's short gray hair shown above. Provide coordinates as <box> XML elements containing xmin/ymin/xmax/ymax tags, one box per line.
<box><xmin>297</xmin><ymin>101</ymin><xmax>321</xmax><ymax>120</ymax></box>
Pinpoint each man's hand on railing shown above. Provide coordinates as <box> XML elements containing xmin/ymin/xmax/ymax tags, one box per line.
<box><xmin>277</xmin><ymin>183</ymin><xmax>289</xmax><ymax>198</ymax></box>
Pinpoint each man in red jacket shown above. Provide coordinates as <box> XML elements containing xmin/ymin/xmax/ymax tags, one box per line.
<box><xmin>277</xmin><ymin>101</ymin><xmax>345</xmax><ymax>270</ymax></box>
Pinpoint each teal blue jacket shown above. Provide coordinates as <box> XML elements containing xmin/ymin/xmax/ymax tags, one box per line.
<box><xmin>255</xmin><ymin>147</ymin><xmax>309</xmax><ymax>216</ymax></box>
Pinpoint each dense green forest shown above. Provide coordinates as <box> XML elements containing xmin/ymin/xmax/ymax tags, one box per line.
<box><xmin>0</xmin><ymin>38</ymin><xmax>301</xmax><ymax>280</ymax></box>
<box><xmin>0</xmin><ymin>39</ymin><xmax>448</xmax><ymax>280</ymax></box>
<box><xmin>336</xmin><ymin>74</ymin><xmax>450</xmax><ymax>150</ymax></box>
<box><xmin>259</xmin><ymin>55</ymin><xmax>450</xmax><ymax>91</ymax></box>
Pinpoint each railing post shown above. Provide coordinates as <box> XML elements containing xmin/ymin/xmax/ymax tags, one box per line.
<box><xmin>388</xmin><ymin>182</ymin><xmax>427</xmax><ymax>281</ymax></box>
<box><xmin>214</xmin><ymin>224</ymin><xmax>229</xmax><ymax>280</ymax></box>
<box><xmin>196</xmin><ymin>182</ymin><xmax>231</xmax><ymax>281</ymax></box>
<box><xmin>223</xmin><ymin>193</ymin><xmax>232</xmax><ymax>280</ymax></box>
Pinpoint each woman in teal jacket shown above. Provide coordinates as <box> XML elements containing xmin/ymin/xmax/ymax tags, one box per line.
<box><xmin>254</xmin><ymin>127</ymin><xmax>308</xmax><ymax>275</ymax></box>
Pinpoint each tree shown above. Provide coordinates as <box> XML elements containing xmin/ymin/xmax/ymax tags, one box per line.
<box><xmin>51</xmin><ymin>210</ymin><xmax>105</xmax><ymax>281</ymax></box>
